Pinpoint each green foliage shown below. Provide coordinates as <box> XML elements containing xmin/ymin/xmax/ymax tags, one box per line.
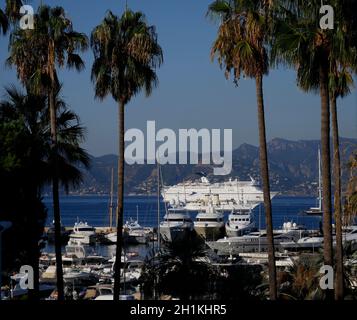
<box><xmin>277</xmin><ymin>254</ymin><xmax>325</xmax><ymax>300</ymax></box>
<box><xmin>91</xmin><ymin>9</ymin><xmax>163</xmax><ymax>104</ymax></box>
<box><xmin>271</xmin><ymin>0</ymin><xmax>356</xmax><ymax>93</ymax></box>
<box><xmin>208</xmin><ymin>0</ymin><xmax>271</xmax><ymax>83</ymax></box>
<box><xmin>0</xmin><ymin>120</ymin><xmax>25</xmax><ymax>170</ymax></box>
<box><xmin>5</xmin><ymin>0</ymin><xmax>23</xmax><ymax>23</ymax></box>
<box><xmin>214</xmin><ymin>264</ymin><xmax>264</xmax><ymax>300</ymax></box>
<box><xmin>344</xmin><ymin>152</ymin><xmax>357</xmax><ymax>223</ymax></box>
<box><xmin>141</xmin><ymin>235</ymin><xmax>218</xmax><ymax>300</ymax></box>
<box><xmin>0</xmin><ymin>8</ymin><xmax>8</xmax><ymax>35</ymax></box>
<box><xmin>0</xmin><ymin>86</ymin><xmax>90</xmax><ymax>273</ymax></box>
<box><xmin>7</xmin><ymin>5</ymin><xmax>88</xmax><ymax>94</ymax></box>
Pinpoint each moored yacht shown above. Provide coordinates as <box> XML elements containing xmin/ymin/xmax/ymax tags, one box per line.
<box><xmin>225</xmin><ymin>207</ymin><xmax>255</xmax><ymax>237</ymax></box>
<box><xmin>159</xmin><ymin>205</ymin><xmax>194</xmax><ymax>243</ymax></box>
<box><xmin>342</xmin><ymin>225</ymin><xmax>357</xmax><ymax>243</ymax></box>
<box><xmin>194</xmin><ymin>202</ymin><xmax>225</xmax><ymax>241</ymax></box>
<box><xmin>65</xmin><ymin>242</ymin><xmax>88</xmax><ymax>259</ymax></box>
<box><xmin>104</xmin><ymin>231</ymin><xmax>117</xmax><ymax>244</ymax></box>
<box><xmin>207</xmin><ymin>222</ymin><xmax>309</xmax><ymax>254</ymax></box>
<box><xmin>280</xmin><ymin>236</ymin><xmax>324</xmax><ymax>251</ymax></box>
<box><xmin>281</xmin><ymin>225</ymin><xmax>357</xmax><ymax>252</ymax></box>
<box><xmin>123</xmin><ymin>218</ymin><xmax>150</xmax><ymax>245</ymax></box>
<box><xmin>68</xmin><ymin>221</ymin><xmax>96</xmax><ymax>245</ymax></box>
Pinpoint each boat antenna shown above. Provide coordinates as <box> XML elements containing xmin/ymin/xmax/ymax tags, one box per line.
<box><xmin>157</xmin><ymin>162</ymin><xmax>161</xmax><ymax>251</ymax></box>
<box><xmin>258</xmin><ymin>204</ymin><xmax>261</xmax><ymax>253</ymax></box>
<box><xmin>318</xmin><ymin>147</ymin><xmax>322</xmax><ymax>210</ymax></box>
<box><xmin>109</xmin><ymin>167</ymin><xmax>114</xmax><ymax>230</ymax></box>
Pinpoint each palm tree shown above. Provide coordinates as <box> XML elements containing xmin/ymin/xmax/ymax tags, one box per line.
<box><xmin>279</xmin><ymin>254</ymin><xmax>325</xmax><ymax>300</ymax></box>
<box><xmin>329</xmin><ymin>67</ymin><xmax>354</xmax><ymax>300</ymax></box>
<box><xmin>91</xmin><ymin>9</ymin><xmax>163</xmax><ymax>300</ymax></box>
<box><xmin>7</xmin><ymin>5</ymin><xmax>88</xmax><ymax>300</ymax></box>
<box><xmin>331</xmin><ymin>0</ymin><xmax>357</xmax><ymax>300</ymax></box>
<box><xmin>141</xmin><ymin>236</ymin><xmax>217</xmax><ymax>300</ymax></box>
<box><xmin>208</xmin><ymin>0</ymin><xmax>277</xmax><ymax>300</ymax></box>
<box><xmin>0</xmin><ymin>8</ymin><xmax>9</xmax><ymax>35</ymax></box>
<box><xmin>5</xmin><ymin>0</ymin><xmax>23</xmax><ymax>23</ymax></box>
<box><xmin>344</xmin><ymin>152</ymin><xmax>357</xmax><ymax>226</ymax></box>
<box><xmin>272</xmin><ymin>0</ymin><xmax>356</xmax><ymax>298</ymax></box>
<box><xmin>0</xmin><ymin>85</ymin><xmax>90</xmax><ymax>299</ymax></box>
<box><xmin>0</xmin><ymin>0</ymin><xmax>23</xmax><ymax>35</ymax></box>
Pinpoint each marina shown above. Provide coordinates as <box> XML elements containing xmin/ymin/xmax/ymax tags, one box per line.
<box><xmin>2</xmin><ymin>192</ymin><xmax>354</xmax><ymax>301</ymax></box>
<box><xmin>0</xmin><ymin>0</ymin><xmax>355</xmax><ymax>308</ymax></box>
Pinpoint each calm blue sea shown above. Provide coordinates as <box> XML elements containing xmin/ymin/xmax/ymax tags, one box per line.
<box><xmin>43</xmin><ymin>195</ymin><xmax>323</xmax><ymax>231</ymax></box>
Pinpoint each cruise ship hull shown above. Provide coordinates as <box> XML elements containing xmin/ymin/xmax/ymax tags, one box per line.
<box><xmin>162</xmin><ymin>178</ymin><xmax>278</xmax><ymax>211</ymax></box>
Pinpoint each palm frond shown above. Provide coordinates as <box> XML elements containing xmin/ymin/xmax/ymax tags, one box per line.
<box><xmin>90</xmin><ymin>9</ymin><xmax>163</xmax><ymax>104</ymax></box>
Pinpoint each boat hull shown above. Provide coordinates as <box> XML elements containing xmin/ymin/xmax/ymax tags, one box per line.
<box><xmin>194</xmin><ymin>225</ymin><xmax>225</xmax><ymax>241</ymax></box>
<box><xmin>303</xmin><ymin>210</ymin><xmax>323</xmax><ymax>216</ymax></box>
<box><xmin>69</xmin><ymin>234</ymin><xmax>96</xmax><ymax>245</ymax></box>
<box><xmin>206</xmin><ymin>238</ymin><xmax>283</xmax><ymax>254</ymax></box>
<box><xmin>280</xmin><ymin>240</ymin><xmax>323</xmax><ymax>251</ymax></box>
<box><xmin>125</xmin><ymin>234</ymin><xmax>148</xmax><ymax>245</ymax></box>
<box><xmin>160</xmin><ymin>226</ymin><xmax>192</xmax><ymax>243</ymax></box>
<box><xmin>225</xmin><ymin>223</ymin><xmax>256</xmax><ymax>237</ymax></box>
<box><xmin>162</xmin><ymin>181</ymin><xmax>278</xmax><ymax>212</ymax></box>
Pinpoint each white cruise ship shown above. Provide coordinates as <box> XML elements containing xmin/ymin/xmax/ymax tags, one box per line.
<box><xmin>161</xmin><ymin>174</ymin><xmax>278</xmax><ymax>211</ymax></box>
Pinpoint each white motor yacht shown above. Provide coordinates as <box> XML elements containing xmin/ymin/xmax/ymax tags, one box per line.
<box><xmin>225</xmin><ymin>207</ymin><xmax>255</xmax><ymax>237</ymax></box>
<box><xmin>65</xmin><ymin>242</ymin><xmax>88</xmax><ymax>259</ymax></box>
<box><xmin>280</xmin><ymin>236</ymin><xmax>324</xmax><ymax>251</ymax></box>
<box><xmin>104</xmin><ymin>231</ymin><xmax>118</xmax><ymax>244</ymax></box>
<box><xmin>207</xmin><ymin>222</ymin><xmax>309</xmax><ymax>254</ymax></box>
<box><xmin>124</xmin><ymin>218</ymin><xmax>150</xmax><ymax>245</ymax></box>
<box><xmin>68</xmin><ymin>221</ymin><xmax>96</xmax><ymax>245</ymax></box>
<box><xmin>194</xmin><ymin>202</ymin><xmax>225</xmax><ymax>241</ymax></box>
<box><xmin>160</xmin><ymin>205</ymin><xmax>194</xmax><ymax>243</ymax></box>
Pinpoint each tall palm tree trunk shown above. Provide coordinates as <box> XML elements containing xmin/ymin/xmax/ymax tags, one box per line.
<box><xmin>255</xmin><ymin>74</ymin><xmax>277</xmax><ymax>300</ymax></box>
<box><xmin>49</xmin><ymin>86</ymin><xmax>64</xmax><ymax>301</ymax></box>
<box><xmin>331</xmin><ymin>94</ymin><xmax>344</xmax><ymax>300</ymax></box>
<box><xmin>319</xmin><ymin>66</ymin><xmax>333</xmax><ymax>299</ymax></box>
<box><xmin>114</xmin><ymin>100</ymin><xmax>125</xmax><ymax>301</ymax></box>
<box><xmin>28</xmin><ymin>186</ymin><xmax>40</xmax><ymax>300</ymax></box>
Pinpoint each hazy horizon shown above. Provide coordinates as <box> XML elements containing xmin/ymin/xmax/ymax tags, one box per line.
<box><xmin>91</xmin><ymin>136</ymin><xmax>356</xmax><ymax>158</ymax></box>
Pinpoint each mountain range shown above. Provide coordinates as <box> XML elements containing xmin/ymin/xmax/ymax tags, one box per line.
<box><xmin>61</xmin><ymin>137</ymin><xmax>356</xmax><ymax>196</ymax></box>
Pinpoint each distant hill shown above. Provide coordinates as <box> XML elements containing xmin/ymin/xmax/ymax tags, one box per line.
<box><xmin>60</xmin><ymin>137</ymin><xmax>356</xmax><ymax>196</ymax></box>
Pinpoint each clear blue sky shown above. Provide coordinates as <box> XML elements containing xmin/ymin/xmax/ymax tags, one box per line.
<box><xmin>0</xmin><ymin>0</ymin><xmax>356</xmax><ymax>156</ymax></box>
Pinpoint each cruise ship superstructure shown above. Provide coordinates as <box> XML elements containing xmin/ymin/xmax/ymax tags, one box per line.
<box><xmin>161</xmin><ymin>175</ymin><xmax>277</xmax><ymax>211</ymax></box>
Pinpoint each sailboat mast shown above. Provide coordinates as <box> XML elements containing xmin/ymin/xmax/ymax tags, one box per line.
<box><xmin>157</xmin><ymin>163</ymin><xmax>161</xmax><ymax>251</ymax></box>
<box><xmin>109</xmin><ymin>167</ymin><xmax>114</xmax><ymax>230</ymax></box>
<box><xmin>318</xmin><ymin>148</ymin><xmax>322</xmax><ymax>210</ymax></box>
